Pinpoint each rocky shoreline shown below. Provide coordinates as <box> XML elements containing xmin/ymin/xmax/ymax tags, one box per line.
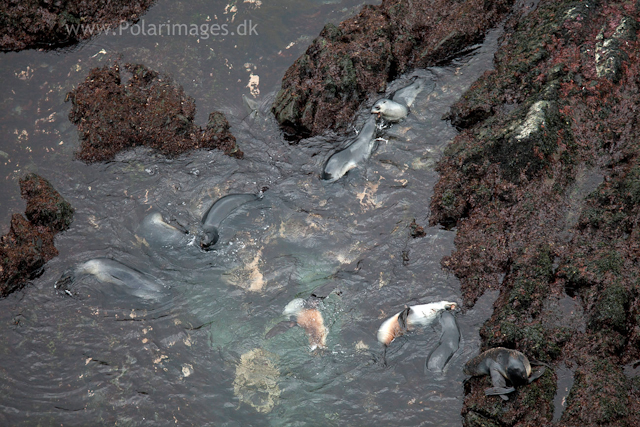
<box><xmin>0</xmin><ymin>174</ymin><xmax>73</xmax><ymax>297</ymax></box>
<box><xmin>0</xmin><ymin>0</ymin><xmax>155</xmax><ymax>51</ymax></box>
<box><xmin>275</xmin><ymin>0</ymin><xmax>640</xmax><ymax>424</ymax></box>
<box><xmin>429</xmin><ymin>0</ymin><xmax>640</xmax><ymax>424</ymax></box>
<box><xmin>271</xmin><ymin>0</ymin><xmax>515</xmax><ymax>140</ymax></box>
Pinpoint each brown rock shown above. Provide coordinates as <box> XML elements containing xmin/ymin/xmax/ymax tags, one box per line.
<box><xmin>67</xmin><ymin>63</ymin><xmax>242</xmax><ymax>163</ymax></box>
<box><xmin>0</xmin><ymin>0</ymin><xmax>155</xmax><ymax>51</ymax></box>
<box><xmin>0</xmin><ymin>175</ymin><xmax>74</xmax><ymax>296</ymax></box>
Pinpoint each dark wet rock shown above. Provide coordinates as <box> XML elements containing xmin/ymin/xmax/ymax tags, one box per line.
<box><xmin>20</xmin><ymin>173</ymin><xmax>74</xmax><ymax>233</ymax></box>
<box><xmin>429</xmin><ymin>0</ymin><xmax>640</xmax><ymax>424</ymax></box>
<box><xmin>0</xmin><ymin>174</ymin><xmax>74</xmax><ymax>296</ymax></box>
<box><xmin>272</xmin><ymin>0</ymin><xmax>515</xmax><ymax>140</ymax></box>
<box><xmin>67</xmin><ymin>63</ymin><xmax>242</xmax><ymax>163</ymax></box>
<box><xmin>0</xmin><ymin>0</ymin><xmax>154</xmax><ymax>52</ymax></box>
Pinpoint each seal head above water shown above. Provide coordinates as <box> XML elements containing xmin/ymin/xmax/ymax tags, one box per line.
<box><xmin>200</xmin><ymin>193</ymin><xmax>261</xmax><ymax>249</ymax></box>
<box><xmin>266</xmin><ymin>297</ymin><xmax>328</xmax><ymax>351</ymax></box>
<box><xmin>371</xmin><ymin>78</ymin><xmax>433</xmax><ymax>123</ymax></box>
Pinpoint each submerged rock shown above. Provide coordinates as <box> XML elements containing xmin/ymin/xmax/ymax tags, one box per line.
<box><xmin>0</xmin><ymin>174</ymin><xmax>74</xmax><ymax>296</ymax></box>
<box><xmin>429</xmin><ymin>0</ymin><xmax>640</xmax><ymax>424</ymax></box>
<box><xmin>272</xmin><ymin>0</ymin><xmax>515</xmax><ymax>140</ymax></box>
<box><xmin>0</xmin><ymin>0</ymin><xmax>154</xmax><ymax>51</ymax></box>
<box><xmin>67</xmin><ymin>63</ymin><xmax>242</xmax><ymax>163</ymax></box>
<box><xmin>233</xmin><ymin>348</ymin><xmax>281</xmax><ymax>413</ymax></box>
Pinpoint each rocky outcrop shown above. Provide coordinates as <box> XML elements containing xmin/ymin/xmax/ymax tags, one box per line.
<box><xmin>271</xmin><ymin>0</ymin><xmax>515</xmax><ymax>140</ymax></box>
<box><xmin>429</xmin><ymin>0</ymin><xmax>640</xmax><ymax>425</ymax></box>
<box><xmin>67</xmin><ymin>63</ymin><xmax>242</xmax><ymax>163</ymax></box>
<box><xmin>0</xmin><ymin>174</ymin><xmax>74</xmax><ymax>296</ymax></box>
<box><xmin>0</xmin><ymin>0</ymin><xmax>154</xmax><ymax>51</ymax></box>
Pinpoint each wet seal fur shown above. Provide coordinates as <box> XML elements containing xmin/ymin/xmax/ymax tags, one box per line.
<box><xmin>322</xmin><ymin>116</ymin><xmax>381</xmax><ymax>183</ymax></box>
<box><xmin>377</xmin><ymin>301</ymin><xmax>457</xmax><ymax>347</ymax></box>
<box><xmin>200</xmin><ymin>193</ymin><xmax>261</xmax><ymax>249</ymax></box>
<box><xmin>371</xmin><ymin>78</ymin><xmax>433</xmax><ymax>123</ymax></box>
<box><xmin>138</xmin><ymin>210</ymin><xmax>188</xmax><ymax>247</ymax></box>
<box><xmin>55</xmin><ymin>258</ymin><xmax>168</xmax><ymax>301</ymax></box>
<box><xmin>426</xmin><ymin>309</ymin><xmax>460</xmax><ymax>372</ymax></box>
<box><xmin>463</xmin><ymin>347</ymin><xmax>549</xmax><ymax>401</ymax></box>
<box><xmin>266</xmin><ymin>297</ymin><xmax>328</xmax><ymax>350</ymax></box>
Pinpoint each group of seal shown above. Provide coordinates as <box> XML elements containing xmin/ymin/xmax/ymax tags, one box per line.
<box><xmin>56</xmin><ymin>191</ymin><xmax>263</xmax><ymax>301</ymax></box>
<box><xmin>377</xmin><ymin>301</ymin><xmax>549</xmax><ymax>397</ymax></box>
<box><xmin>322</xmin><ymin>77</ymin><xmax>433</xmax><ymax>183</ymax></box>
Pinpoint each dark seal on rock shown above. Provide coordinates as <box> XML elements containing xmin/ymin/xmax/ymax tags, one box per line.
<box><xmin>463</xmin><ymin>347</ymin><xmax>547</xmax><ymax>400</ymax></box>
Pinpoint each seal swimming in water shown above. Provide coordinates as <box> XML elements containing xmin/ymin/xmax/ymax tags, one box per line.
<box><xmin>265</xmin><ymin>297</ymin><xmax>328</xmax><ymax>350</ymax></box>
<box><xmin>377</xmin><ymin>301</ymin><xmax>457</xmax><ymax>346</ymax></box>
<box><xmin>55</xmin><ymin>258</ymin><xmax>168</xmax><ymax>301</ymax></box>
<box><xmin>426</xmin><ymin>309</ymin><xmax>460</xmax><ymax>372</ymax></box>
<box><xmin>242</xmin><ymin>94</ymin><xmax>260</xmax><ymax>121</ymax></box>
<box><xmin>371</xmin><ymin>78</ymin><xmax>433</xmax><ymax>123</ymax></box>
<box><xmin>138</xmin><ymin>210</ymin><xmax>188</xmax><ymax>247</ymax></box>
<box><xmin>322</xmin><ymin>115</ymin><xmax>381</xmax><ymax>182</ymax></box>
<box><xmin>200</xmin><ymin>193</ymin><xmax>261</xmax><ymax>249</ymax></box>
<box><xmin>463</xmin><ymin>347</ymin><xmax>548</xmax><ymax>400</ymax></box>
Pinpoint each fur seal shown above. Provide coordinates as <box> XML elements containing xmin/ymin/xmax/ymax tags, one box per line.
<box><xmin>266</xmin><ymin>298</ymin><xmax>328</xmax><ymax>350</ymax></box>
<box><xmin>426</xmin><ymin>309</ymin><xmax>460</xmax><ymax>372</ymax></box>
<box><xmin>463</xmin><ymin>347</ymin><xmax>548</xmax><ymax>400</ymax></box>
<box><xmin>371</xmin><ymin>78</ymin><xmax>432</xmax><ymax>123</ymax></box>
<box><xmin>55</xmin><ymin>258</ymin><xmax>167</xmax><ymax>301</ymax></box>
<box><xmin>138</xmin><ymin>210</ymin><xmax>188</xmax><ymax>247</ymax></box>
<box><xmin>200</xmin><ymin>193</ymin><xmax>260</xmax><ymax>249</ymax></box>
<box><xmin>322</xmin><ymin>116</ymin><xmax>380</xmax><ymax>182</ymax></box>
<box><xmin>377</xmin><ymin>301</ymin><xmax>457</xmax><ymax>346</ymax></box>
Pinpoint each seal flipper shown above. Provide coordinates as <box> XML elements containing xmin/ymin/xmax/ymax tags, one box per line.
<box><xmin>485</xmin><ymin>387</ymin><xmax>516</xmax><ymax>400</ymax></box>
<box><xmin>527</xmin><ymin>366</ymin><xmax>546</xmax><ymax>383</ymax></box>
<box><xmin>488</xmin><ymin>361</ymin><xmax>509</xmax><ymax>389</ymax></box>
<box><xmin>55</xmin><ymin>267</ymin><xmax>75</xmax><ymax>291</ymax></box>
<box><xmin>265</xmin><ymin>320</ymin><xmax>298</xmax><ymax>339</ymax></box>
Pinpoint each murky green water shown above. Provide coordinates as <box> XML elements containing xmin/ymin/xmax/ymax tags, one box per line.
<box><xmin>0</xmin><ymin>1</ymin><xmax>503</xmax><ymax>425</ymax></box>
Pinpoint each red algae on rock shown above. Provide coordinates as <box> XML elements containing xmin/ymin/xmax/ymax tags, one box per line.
<box><xmin>67</xmin><ymin>63</ymin><xmax>242</xmax><ymax>163</ymax></box>
<box><xmin>0</xmin><ymin>174</ymin><xmax>74</xmax><ymax>297</ymax></box>
<box><xmin>271</xmin><ymin>0</ymin><xmax>515</xmax><ymax>140</ymax></box>
<box><xmin>0</xmin><ymin>0</ymin><xmax>155</xmax><ymax>51</ymax></box>
<box><xmin>429</xmin><ymin>0</ymin><xmax>640</xmax><ymax>425</ymax></box>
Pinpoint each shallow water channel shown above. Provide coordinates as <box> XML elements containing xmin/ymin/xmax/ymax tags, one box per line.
<box><xmin>0</xmin><ymin>1</ymin><xmax>504</xmax><ymax>425</ymax></box>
